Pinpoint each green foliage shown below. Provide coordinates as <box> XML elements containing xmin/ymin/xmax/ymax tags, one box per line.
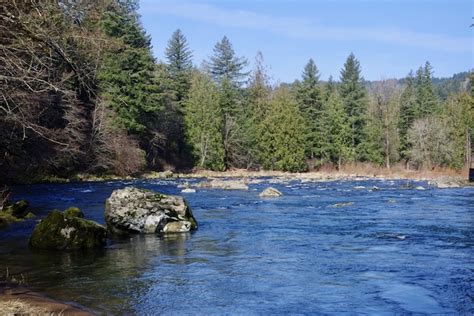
<box><xmin>209</xmin><ymin>36</ymin><xmax>248</xmax><ymax>86</ymax></box>
<box><xmin>165</xmin><ymin>29</ymin><xmax>193</xmax><ymax>103</ymax></box>
<box><xmin>339</xmin><ymin>53</ymin><xmax>368</xmax><ymax>158</ymax></box>
<box><xmin>183</xmin><ymin>72</ymin><xmax>225</xmax><ymax>171</ymax></box>
<box><xmin>415</xmin><ymin>62</ymin><xmax>439</xmax><ymax>118</ymax></box>
<box><xmin>99</xmin><ymin>0</ymin><xmax>162</xmax><ymax>133</ymax></box>
<box><xmin>323</xmin><ymin>91</ymin><xmax>352</xmax><ymax>168</ymax></box>
<box><xmin>440</xmin><ymin>93</ymin><xmax>473</xmax><ymax>168</ymax></box>
<box><xmin>398</xmin><ymin>71</ymin><xmax>417</xmax><ymax>159</ymax></box>
<box><xmin>258</xmin><ymin>87</ymin><xmax>308</xmax><ymax>172</ymax></box>
<box><xmin>296</xmin><ymin>59</ymin><xmax>324</xmax><ymax>160</ymax></box>
<box><xmin>243</xmin><ymin>52</ymin><xmax>272</xmax><ymax>168</ymax></box>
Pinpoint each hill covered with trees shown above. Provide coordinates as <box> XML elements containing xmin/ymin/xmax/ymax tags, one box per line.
<box><xmin>1</xmin><ymin>0</ymin><xmax>472</xmax><ymax>184</ymax></box>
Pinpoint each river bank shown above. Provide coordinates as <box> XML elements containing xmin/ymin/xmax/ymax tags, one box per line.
<box><xmin>0</xmin><ymin>283</ymin><xmax>93</xmax><ymax>315</ymax></box>
<box><xmin>20</xmin><ymin>165</ymin><xmax>469</xmax><ymax>186</ymax></box>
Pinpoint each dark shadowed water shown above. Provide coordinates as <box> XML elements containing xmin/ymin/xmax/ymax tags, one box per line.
<box><xmin>1</xmin><ymin>178</ymin><xmax>473</xmax><ymax>314</ymax></box>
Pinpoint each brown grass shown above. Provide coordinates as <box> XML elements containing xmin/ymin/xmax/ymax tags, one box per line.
<box><xmin>0</xmin><ymin>299</ymin><xmax>48</xmax><ymax>315</ymax></box>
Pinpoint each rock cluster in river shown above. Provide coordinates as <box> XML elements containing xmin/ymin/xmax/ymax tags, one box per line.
<box><xmin>0</xmin><ymin>199</ymin><xmax>35</xmax><ymax>227</ymax></box>
<box><xmin>105</xmin><ymin>187</ymin><xmax>198</xmax><ymax>235</ymax></box>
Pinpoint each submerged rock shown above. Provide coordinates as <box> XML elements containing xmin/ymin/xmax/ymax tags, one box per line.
<box><xmin>105</xmin><ymin>187</ymin><xmax>198</xmax><ymax>235</ymax></box>
<box><xmin>29</xmin><ymin>209</ymin><xmax>107</xmax><ymax>250</ymax></box>
<box><xmin>259</xmin><ymin>187</ymin><xmax>282</xmax><ymax>198</ymax></box>
<box><xmin>331</xmin><ymin>202</ymin><xmax>354</xmax><ymax>208</ymax></box>
<box><xmin>198</xmin><ymin>179</ymin><xmax>248</xmax><ymax>190</ymax></box>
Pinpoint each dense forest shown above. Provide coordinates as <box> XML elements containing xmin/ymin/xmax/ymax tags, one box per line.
<box><xmin>1</xmin><ymin>0</ymin><xmax>473</xmax><ymax>184</ymax></box>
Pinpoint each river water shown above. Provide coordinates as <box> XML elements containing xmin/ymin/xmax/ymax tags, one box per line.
<box><xmin>1</xmin><ymin>178</ymin><xmax>473</xmax><ymax>314</ymax></box>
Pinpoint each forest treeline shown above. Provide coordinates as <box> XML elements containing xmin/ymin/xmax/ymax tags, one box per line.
<box><xmin>1</xmin><ymin>1</ymin><xmax>473</xmax><ymax>183</ymax></box>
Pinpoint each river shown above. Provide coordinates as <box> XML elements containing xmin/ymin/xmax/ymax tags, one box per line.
<box><xmin>1</xmin><ymin>178</ymin><xmax>473</xmax><ymax>314</ymax></box>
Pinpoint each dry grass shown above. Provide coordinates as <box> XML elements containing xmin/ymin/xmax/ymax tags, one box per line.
<box><xmin>0</xmin><ymin>299</ymin><xmax>48</xmax><ymax>315</ymax></box>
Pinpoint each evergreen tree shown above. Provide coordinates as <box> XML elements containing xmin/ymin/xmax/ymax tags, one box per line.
<box><xmin>323</xmin><ymin>75</ymin><xmax>336</xmax><ymax>102</ymax></box>
<box><xmin>258</xmin><ymin>87</ymin><xmax>307</xmax><ymax>172</ymax></box>
<box><xmin>244</xmin><ymin>52</ymin><xmax>271</xmax><ymax>168</ymax></box>
<box><xmin>398</xmin><ymin>71</ymin><xmax>417</xmax><ymax>160</ymax></box>
<box><xmin>183</xmin><ymin>72</ymin><xmax>225</xmax><ymax>170</ymax></box>
<box><xmin>415</xmin><ymin>62</ymin><xmax>438</xmax><ymax>118</ymax></box>
<box><xmin>209</xmin><ymin>36</ymin><xmax>248</xmax><ymax>86</ymax></box>
<box><xmin>208</xmin><ymin>36</ymin><xmax>248</xmax><ymax>167</ymax></box>
<box><xmin>339</xmin><ymin>53</ymin><xmax>368</xmax><ymax>159</ymax></box>
<box><xmin>296</xmin><ymin>58</ymin><xmax>323</xmax><ymax>160</ymax></box>
<box><xmin>165</xmin><ymin>29</ymin><xmax>193</xmax><ymax>103</ymax></box>
<box><xmin>99</xmin><ymin>0</ymin><xmax>162</xmax><ymax>134</ymax></box>
<box><xmin>324</xmin><ymin>91</ymin><xmax>352</xmax><ymax>169</ymax></box>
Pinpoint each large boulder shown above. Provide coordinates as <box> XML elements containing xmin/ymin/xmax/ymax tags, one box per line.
<box><xmin>30</xmin><ymin>209</ymin><xmax>107</xmax><ymax>250</ymax></box>
<box><xmin>105</xmin><ymin>187</ymin><xmax>198</xmax><ymax>235</ymax></box>
<box><xmin>259</xmin><ymin>187</ymin><xmax>282</xmax><ymax>198</ymax></box>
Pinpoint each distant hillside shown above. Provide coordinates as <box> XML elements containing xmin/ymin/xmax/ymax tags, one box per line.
<box><xmin>365</xmin><ymin>71</ymin><xmax>471</xmax><ymax>100</ymax></box>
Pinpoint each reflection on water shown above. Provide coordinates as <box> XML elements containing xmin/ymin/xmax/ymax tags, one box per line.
<box><xmin>1</xmin><ymin>179</ymin><xmax>473</xmax><ymax>314</ymax></box>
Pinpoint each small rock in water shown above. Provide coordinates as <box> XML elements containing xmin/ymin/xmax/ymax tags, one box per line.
<box><xmin>387</xmin><ymin>199</ymin><xmax>396</xmax><ymax>203</ymax></box>
<box><xmin>181</xmin><ymin>188</ymin><xmax>196</xmax><ymax>193</ymax></box>
<box><xmin>354</xmin><ymin>186</ymin><xmax>366</xmax><ymax>190</ymax></box>
<box><xmin>331</xmin><ymin>202</ymin><xmax>354</xmax><ymax>208</ymax></box>
<box><xmin>415</xmin><ymin>186</ymin><xmax>425</xmax><ymax>190</ymax></box>
<box><xmin>370</xmin><ymin>186</ymin><xmax>380</xmax><ymax>191</ymax></box>
<box><xmin>259</xmin><ymin>187</ymin><xmax>282</xmax><ymax>198</ymax></box>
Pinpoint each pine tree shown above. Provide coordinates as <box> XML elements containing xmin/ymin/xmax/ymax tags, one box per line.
<box><xmin>99</xmin><ymin>0</ymin><xmax>162</xmax><ymax>134</ymax></box>
<box><xmin>258</xmin><ymin>87</ymin><xmax>307</xmax><ymax>172</ymax></box>
<box><xmin>398</xmin><ymin>71</ymin><xmax>417</xmax><ymax>160</ymax></box>
<box><xmin>324</xmin><ymin>91</ymin><xmax>352</xmax><ymax>169</ymax></box>
<box><xmin>415</xmin><ymin>62</ymin><xmax>438</xmax><ymax>118</ymax></box>
<box><xmin>296</xmin><ymin>58</ymin><xmax>323</xmax><ymax>161</ymax></box>
<box><xmin>165</xmin><ymin>29</ymin><xmax>193</xmax><ymax>103</ymax></box>
<box><xmin>183</xmin><ymin>72</ymin><xmax>225</xmax><ymax>170</ymax></box>
<box><xmin>209</xmin><ymin>36</ymin><xmax>248</xmax><ymax>86</ymax></box>
<box><xmin>339</xmin><ymin>53</ymin><xmax>368</xmax><ymax>159</ymax></box>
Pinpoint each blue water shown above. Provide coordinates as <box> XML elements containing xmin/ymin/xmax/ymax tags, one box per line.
<box><xmin>1</xmin><ymin>178</ymin><xmax>473</xmax><ymax>314</ymax></box>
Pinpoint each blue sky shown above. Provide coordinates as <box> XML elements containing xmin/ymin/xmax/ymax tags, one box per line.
<box><xmin>138</xmin><ymin>0</ymin><xmax>473</xmax><ymax>82</ymax></box>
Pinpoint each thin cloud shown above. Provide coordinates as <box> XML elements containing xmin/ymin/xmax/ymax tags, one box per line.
<box><xmin>140</xmin><ymin>1</ymin><xmax>471</xmax><ymax>53</ymax></box>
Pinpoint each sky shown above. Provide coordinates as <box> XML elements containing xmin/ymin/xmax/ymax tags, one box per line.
<box><xmin>138</xmin><ymin>0</ymin><xmax>473</xmax><ymax>82</ymax></box>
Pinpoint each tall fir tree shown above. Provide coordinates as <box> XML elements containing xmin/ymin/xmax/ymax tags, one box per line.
<box><xmin>208</xmin><ymin>36</ymin><xmax>248</xmax><ymax>167</ymax></box>
<box><xmin>258</xmin><ymin>86</ymin><xmax>307</xmax><ymax>172</ymax></box>
<box><xmin>415</xmin><ymin>62</ymin><xmax>438</xmax><ymax>118</ymax></box>
<box><xmin>209</xmin><ymin>36</ymin><xmax>248</xmax><ymax>86</ymax></box>
<box><xmin>99</xmin><ymin>0</ymin><xmax>162</xmax><ymax>134</ymax></box>
<box><xmin>183</xmin><ymin>72</ymin><xmax>225</xmax><ymax>170</ymax></box>
<box><xmin>165</xmin><ymin>29</ymin><xmax>193</xmax><ymax>103</ymax></box>
<box><xmin>339</xmin><ymin>53</ymin><xmax>368</xmax><ymax>159</ymax></box>
<box><xmin>296</xmin><ymin>58</ymin><xmax>324</xmax><ymax>160</ymax></box>
<box><xmin>398</xmin><ymin>71</ymin><xmax>417</xmax><ymax>160</ymax></box>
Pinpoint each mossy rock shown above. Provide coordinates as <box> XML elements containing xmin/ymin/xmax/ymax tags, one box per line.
<box><xmin>29</xmin><ymin>210</ymin><xmax>107</xmax><ymax>250</ymax></box>
<box><xmin>64</xmin><ymin>207</ymin><xmax>84</xmax><ymax>219</ymax></box>
<box><xmin>4</xmin><ymin>200</ymin><xmax>30</xmax><ymax>218</ymax></box>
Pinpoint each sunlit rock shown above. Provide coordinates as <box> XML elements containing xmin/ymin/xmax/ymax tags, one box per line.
<box><xmin>259</xmin><ymin>187</ymin><xmax>282</xmax><ymax>198</ymax></box>
<box><xmin>105</xmin><ymin>187</ymin><xmax>198</xmax><ymax>235</ymax></box>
